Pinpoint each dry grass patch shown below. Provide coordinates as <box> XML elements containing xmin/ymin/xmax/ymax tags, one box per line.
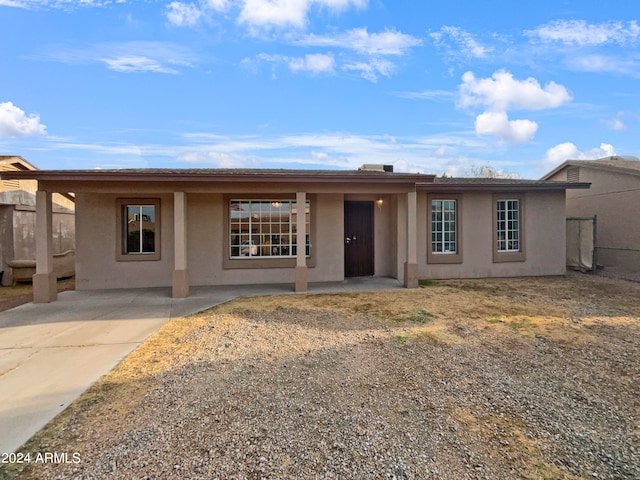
<box><xmin>1</xmin><ymin>273</ymin><xmax>639</xmax><ymax>480</ymax></box>
<box><xmin>0</xmin><ymin>277</ymin><xmax>75</xmax><ymax>312</ymax></box>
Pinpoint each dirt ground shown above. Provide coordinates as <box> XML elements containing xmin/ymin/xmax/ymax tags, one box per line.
<box><xmin>0</xmin><ymin>278</ymin><xmax>75</xmax><ymax>312</ymax></box>
<box><xmin>1</xmin><ymin>273</ymin><xmax>639</xmax><ymax>480</ymax></box>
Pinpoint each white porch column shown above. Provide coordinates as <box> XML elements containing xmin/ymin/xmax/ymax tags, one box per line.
<box><xmin>172</xmin><ymin>191</ymin><xmax>190</xmax><ymax>298</ymax></box>
<box><xmin>33</xmin><ymin>190</ymin><xmax>57</xmax><ymax>303</ymax></box>
<box><xmin>404</xmin><ymin>191</ymin><xmax>419</xmax><ymax>288</ymax></box>
<box><xmin>295</xmin><ymin>191</ymin><xmax>308</xmax><ymax>292</ymax></box>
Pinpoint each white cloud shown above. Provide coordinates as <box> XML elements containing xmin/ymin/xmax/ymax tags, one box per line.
<box><xmin>474</xmin><ymin>111</ymin><xmax>538</xmax><ymax>145</ymax></box>
<box><xmin>174</xmin><ymin>130</ymin><xmax>490</xmax><ymax>174</ymax></box>
<box><xmin>100</xmin><ymin>55</ymin><xmax>180</xmax><ymax>74</ymax></box>
<box><xmin>0</xmin><ymin>0</ymin><xmax>108</xmax><ymax>8</ymax></box>
<box><xmin>458</xmin><ymin>70</ymin><xmax>572</xmax><ymax>112</ymax></box>
<box><xmin>238</xmin><ymin>0</ymin><xmax>309</xmax><ymax>28</ymax></box>
<box><xmin>394</xmin><ymin>89</ymin><xmax>454</xmax><ymax>100</ymax></box>
<box><xmin>288</xmin><ymin>53</ymin><xmax>335</xmax><ymax>73</ymax></box>
<box><xmin>458</xmin><ymin>70</ymin><xmax>571</xmax><ymax>146</ymax></box>
<box><xmin>297</xmin><ymin>28</ymin><xmax>422</xmax><ymax>55</ymax></box>
<box><xmin>0</xmin><ymin>0</ymin><xmax>28</xmax><ymax>7</ymax></box>
<box><xmin>542</xmin><ymin>142</ymin><xmax>616</xmax><ymax>170</ymax></box>
<box><xmin>238</xmin><ymin>0</ymin><xmax>367</xmax><ymax>30</ymax></box>
<box><xmin>527</xmin><ymin>20</ymin><xmax>640</xmax><ymax>46</ymax></box>
<box><xmin>166</xmin><ymin>1</ymin><xmax>202</xmax><ymax>26</ymax></box>
<box><xmin>203</xmin><ymin>0</ymin><xmax>231</xmax><ymax>11</ymax></box>
<box><xmin>255</xmin><ymin>52</ymin><xmax>335</xmax><ymax>74</ymax></box>
<box><xmin>343</xmin><ymin>58</ymin><xmax>394</xmax><ymax>82</ymax></box>
<box><xmin>606</xmin><ymin>113</ymin><xmax>626</xmax><ymax>131</ymax></box>
<box><xmin>47</xmin><ymin>42</ymin><xmax>196</xmax><ymax>74</ymax></box>
<box><xmin>430</xmin><ymin>26</ymin><xmax>492</xmax><ymax>58</ymax></box>
<box><xmin>0</xmin><ymin>102</ymin><xmax>47</xmax><ymax>137</ymax></box>
<box><xmin>178</xmin><ymin>150</ymin><xmax>253</xmax><ymax>167</ymax></box>
<box><xmin>565</xmin><ymin>54</ymin><xmax>640</xmax><ymax>76</ymax></box>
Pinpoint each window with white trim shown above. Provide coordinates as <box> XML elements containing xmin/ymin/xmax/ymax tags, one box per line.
<box><xmin>229</xmin><ymin>200</ymin><xmax>310</xmax><ymax>259</ymax></box>
<box><xmin>496</xmin><ymin>199</ymin><xmax>520</xmax><ymax>252</ymax></box>
<box><xmin>431</xmin><ymin>199</ymin><xmax>457</xmax><ymax>254</ymax></box>
<box><xmin>427</xmin><ymin>194</ymin><xmax>462</xmax><ymax>264</ymax></box>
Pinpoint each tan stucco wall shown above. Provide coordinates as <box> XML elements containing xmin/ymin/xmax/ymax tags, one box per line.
<box><xmin>75</xmin><ymin>192</ymin><xmax>354</xmax><ymax>290</ymax></box>
<box><xmin>549</xmin><ymin>167</ymin><xmax>640</xmax><ymax>270</ymax></box>
<box><xmin>418</xmin><ymin>190</ymin><xmax>567</xmax><ymax>279</ymax></box>
<box><xmin>75</xmin><ymin>193</ymin><xmax>175</xmax><ymax>290</ymax></box>
<box><xmin>73</xmin><ymin>188</ymin><xmax>568</xmax><ymax>290</ymax></box>
<box><xmin>1</xmin><ymin>206</ymin><xmax>75</xmax><ymax>286</ymax></box>
<box><xmin>186</xmin><ymin>193</ymin><xmax>346</xmax><ymax>286</ymax></box>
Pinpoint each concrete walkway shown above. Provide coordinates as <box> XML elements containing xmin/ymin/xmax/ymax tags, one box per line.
<box><xmin>0</xmin><ymin>277</ymin><xmax>401</xmax><ymax>454</ymax></box>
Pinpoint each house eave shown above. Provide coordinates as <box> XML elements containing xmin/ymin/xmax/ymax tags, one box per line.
<box><xmin>418</xmin><ymin>181</ymin><xmax>591</xmax><ymax>192</ymax></box>
<box><xmin>0</xmin><ymin>169</ymin><xmax>435</xmax><ymax>185</ymax></box>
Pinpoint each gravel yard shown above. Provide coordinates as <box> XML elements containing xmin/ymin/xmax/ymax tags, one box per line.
<box><xmin>2</xmin><ymin>273</ymin><xmax>639</xmax><ymax>480</ymax></box>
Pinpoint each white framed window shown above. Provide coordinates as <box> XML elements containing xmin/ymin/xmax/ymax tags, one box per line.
<box><xmin>116</xmin><ymin>198</ymin><xmax>161</xmax><ymax>261</ymax></box>
<box><xmin>432</xmin><ymin>199</ymin><xmax>457</xmax><ymax>254</ymax></box>
<box><xmin>427</xmin><ymin>194</ymin><xmax>463</xmax><ymax>264</ymax></box>
<box><xmin>229</xmin><ymin>199</ymin><xmax>310</xmax><ymax>259</ymax></box>
<box><xmin>496</xmin><ymin>199</ymin><xmax>520</xmax><ymax>252</ymax></box>
<box><xmin>493</xmin><ymin>194</ymin><xmax>525</xmax><ymax>263</ymax></box>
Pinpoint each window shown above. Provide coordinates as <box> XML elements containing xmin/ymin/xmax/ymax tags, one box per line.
<box><xmin>432</xmin><ymin>199</ymin><xmax>457</xmax><ymax>254</ymax></box>
<box><xmin>496</xmin><ymin>199</ymin><xmax>520</xmax><ymax>252</ymax></box>
<box><xmin>493</xmin><ymin>194</ymin><xmax>525</xmax><ymax>262</ymax></box>
<box><xmin>116</xmin><ymin>199</ymin><xmax>161</xmax><ymax>261</ymax></box>
<box><xmin>229</xmin><ymin>200</ymin><xmax>310</xmax><ymax>259</ymax></box>
<box><xmin>427</xmin><ymin>194</ymin><xmax>462</xmax><ymax>264</ymax></box>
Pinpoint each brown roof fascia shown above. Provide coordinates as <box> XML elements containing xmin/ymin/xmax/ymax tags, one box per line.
<box><xmin>418</xmin><ymin>181</ymin><xmax>591</xmax><ymax>192</ymax></box>
<box><xmin>0</xmin><ymin>169</ymin><xmax>435</xmax><ymax>185</ymax></box>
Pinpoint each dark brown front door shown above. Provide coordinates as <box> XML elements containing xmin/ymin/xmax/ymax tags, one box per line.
<box><xmin>344</xmin><ymin>201</ymin><xmax>374</xmax><ymax>277</ymax></box>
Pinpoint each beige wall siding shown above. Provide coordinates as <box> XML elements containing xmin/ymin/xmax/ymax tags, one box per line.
<box><xmin>547</xmin><ymin>167</ymin><xmax>640</xmax><ymax>270</ymax></box>
<box><xmin>419</xmin><ymin>190</ymin><xmax>566</xmax><ymax>279</ymax></box>
<box><xmin>74</xmin><ymin>188</ymin><xmax>568</xmax><ymax>290</ymax></box>
<box><xmin>186</xmin><ymin>193</ymin><xmax>345</xmax><ymax>286</ymax></box>
<box><xmin>76</xmin><ymin>192</ymin><xmax>352</xmax><ymax>290</ymax></box>
<box><xmin>560</xmin><ymin>168</ymin><xmax>640</xmax><ymax>270</ymax></box>
<box><xmin>75</xmin><ymin>193</ymin><xmax>175</xmax><ymax>290</ymax></box>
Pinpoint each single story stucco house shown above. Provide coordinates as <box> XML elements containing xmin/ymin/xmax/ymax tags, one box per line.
<box><xmin>0</xmin><ymin>164</ymin><xmax>589</xmax><ymax>303</ymax></box>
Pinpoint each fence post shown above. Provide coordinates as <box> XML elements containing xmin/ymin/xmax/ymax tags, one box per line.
<box><xmin>592</xmin><ymin>215</ymin><xmax>597</xmax><ymax>275</ymax></box>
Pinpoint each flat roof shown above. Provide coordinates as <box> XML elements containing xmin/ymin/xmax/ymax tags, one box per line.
<box><xmin>0</xmin><ymin>168</ymin><xmax>436</xmax><ymax>184</ymax></box>
<box><xmin>0</xmin><ymin>167</ymin><xmax>590</xmax><ymax>191</ymax></box>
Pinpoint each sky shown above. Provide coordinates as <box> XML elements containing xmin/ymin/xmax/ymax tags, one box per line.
<box><xmin>1</xmin><ymin>0</ymin><xmax>639</xmax><ymax>178</ymax></box>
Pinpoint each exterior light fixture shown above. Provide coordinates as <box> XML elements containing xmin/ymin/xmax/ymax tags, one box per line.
<box><xmin>376</xmin><ymin>196</ymin><xmax>384</xmax><ymax>209</ymax></box>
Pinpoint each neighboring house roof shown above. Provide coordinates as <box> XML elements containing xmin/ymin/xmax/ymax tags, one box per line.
<box><xmin>0</xmin><ymin>156</ymin><xmax>76</xmax><ymax>206</ymax></box>
<box><xmin>0</xmin><ymin>155</ymin><xmax>38</xmax><ymax>172</ymax></box>
<box><xmin>541</xmin><ymin>156</ymin><xmax>640</xmax><ymax>180</ymax></box>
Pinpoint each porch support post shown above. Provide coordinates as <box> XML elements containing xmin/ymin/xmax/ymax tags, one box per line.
<box><xmin>404</xmin><ymin>191</ymin><xmax>419</xmax><ymax>288</ymax></box>
<box><xmin>33</xmin><ymin>190</ymin><xmax>57</xmax><ymax>303</ymax></box>
<box><xmin>172</xmin><ymin>191</ymin><xmax>190</xmax><ymax>298</ymax></box>
<box><xmin>295</xmin><ymin>191</ymin><xmax>308</xmax><ymax>292</ymax></box>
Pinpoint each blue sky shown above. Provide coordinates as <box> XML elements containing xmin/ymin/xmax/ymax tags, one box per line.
<box><xmin>1</xmin><ymin>0</ymin><xmax>638</xmax><ymax>177</ymax></box>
